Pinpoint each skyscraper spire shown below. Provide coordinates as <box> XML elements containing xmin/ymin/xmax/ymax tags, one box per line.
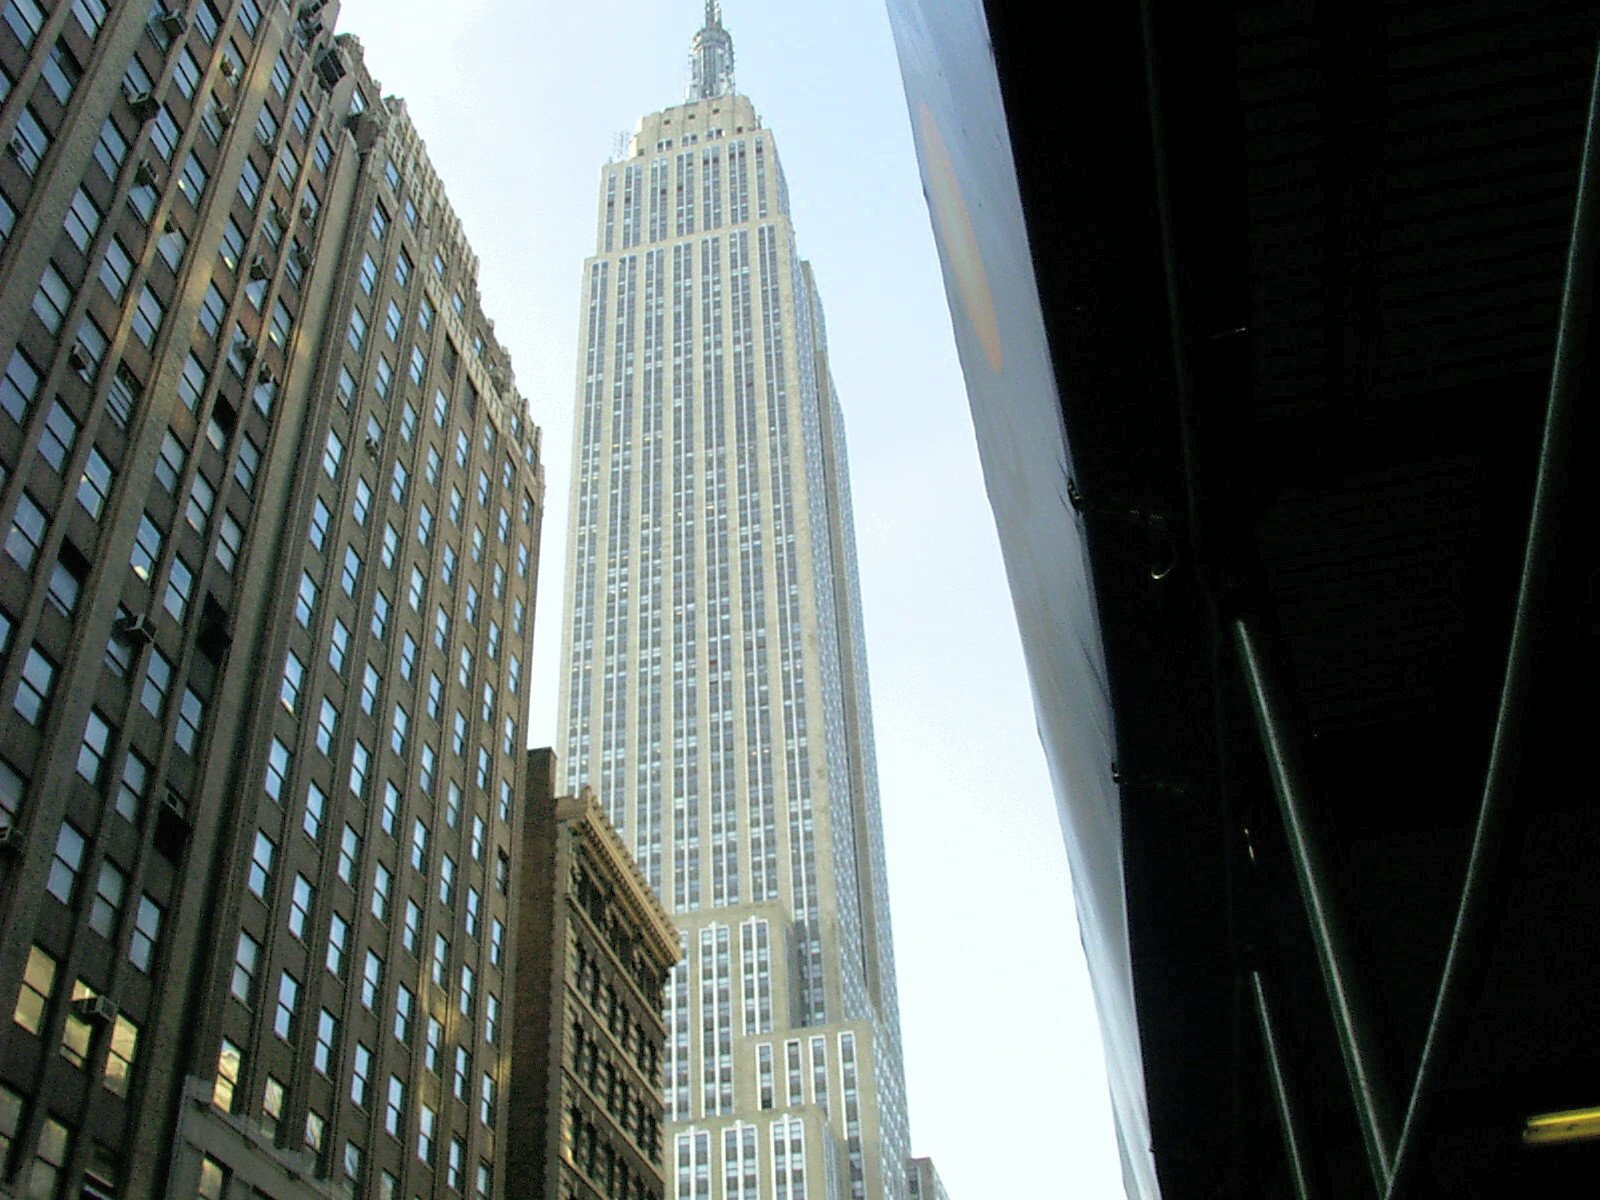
<box><xmin>687</xmin><ymin>0</ymin><xmax>735</xmax><ymax>100</ymax></box>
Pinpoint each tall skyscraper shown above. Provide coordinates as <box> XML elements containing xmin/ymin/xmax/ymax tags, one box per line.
<box><xmin>1</xmin><ymin>4</ymin><xmax>541</xmax><ymax>1198</ymax></box>
<box><xmin>557</xmin><ymin>6</ymin><xmax>913</xmax><ymax>1198</ymax></box>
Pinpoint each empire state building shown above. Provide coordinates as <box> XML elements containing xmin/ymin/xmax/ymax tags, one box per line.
<box><xmin>556</xmin><ymin>5</ymin><xmax>915</xmax><ymax>1197</ymax></box>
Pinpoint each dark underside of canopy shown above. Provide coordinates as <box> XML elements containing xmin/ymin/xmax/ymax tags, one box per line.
<box><xmin>982</xmin><ymin>0</ymin><xmax>1600</xmax><ymax>1194</ymax></box>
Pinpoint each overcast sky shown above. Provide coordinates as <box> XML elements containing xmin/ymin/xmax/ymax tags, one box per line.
<box><xmin>332</xmin><ymin>1</ymin><xmax>1126</xmax><ymax>1194</ymax></box>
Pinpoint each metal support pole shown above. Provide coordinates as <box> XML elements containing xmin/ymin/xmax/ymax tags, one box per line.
<box><xmin>1382</xmin><ymin>42</ymin><xmax>1600</xmax><ymax>1200</ymax></box>
<box><xmin>1252</xmin><ymin>971</ymin><xmax>1318</xmax><ymax>1200</ymax></box>
<box><xmin>1233</xmin><ymin>616</ymin><xmax>1396</xmax><ymax>1193</ymax></box>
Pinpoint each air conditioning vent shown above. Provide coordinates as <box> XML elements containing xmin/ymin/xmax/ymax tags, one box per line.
<box><xmin>72</xmin><ymin>994</ymin><xmax>119</xmax><ymax>1024</ymax></box>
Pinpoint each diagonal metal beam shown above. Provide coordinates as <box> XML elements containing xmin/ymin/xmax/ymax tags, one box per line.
<box><xmin>1382</xmin><ymin>40</ymin><xmax>1600</xmax><ymax>1200</ymax></box>
<box><xmin>1233</xmin><ymin>615</ymin><xmax>1397</xmax><ymax>1194</ymax></box>
<box><xmin>1252</xmin><ymin>970</ymin><xmax>1319</xmax><ymax>1200</ymax></box>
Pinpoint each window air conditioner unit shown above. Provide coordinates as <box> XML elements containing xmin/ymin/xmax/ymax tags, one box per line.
<box><xmin>153</xmin><ymin>9</ymin><xmax>187</xmax><ymax>39</ymax></box>
<box><xmin>0</xmin><ymin>823</ymin><xmax>22</xmax><ymax>853</ymax></box>
<box><xmin>257</xmin><ymin>362</ymin><xmax>276</xmax><ymax>385</ymax></box>
<box><xmin>72</xmin><ymin>993</ymin><xmax>119</xmax><ymax>1023</ymax></box>
<box><xmin>134</xmin><ymin>159</ymin><xmax>158</xmax><ymax>187</ymax></box>
<box><xmin>249</xmin><ymin>255</ymin><xmax>271</xmax><ymax>281</ymax></box>
<box><xmin>126</xmin><ymin>90</ymin><xmax>160</xmax><ymax>124</ymax></box>
<box><xmin>162</xmin><ymin>790</ymin><xmax>188</xmax><ymax>821</ymax></box>
<box><xmin>299</xmin><ymin>197</ymin><xmax>316</xmax><ymax>222</ymax></box>
<box><xmin>67</xmin><ymin>343</ymin><xmax>92</xmax><ymax>374</ymax></box>
<box><xmin>364</xmin><ymin>435</ymin><xmax>380</xmax><ymax>456</ymax></box>
<box><xmin>234</xmin><ymin>337</ymin><xmax>258</xmax><ymax>363</ymax></box>
<box><xmin>117</xmin><ymin>612</ymin><xmax>158</xmax><ymax>646</ymax></box>
<box><xmin>256</xmin><ymin>126</ymin><xmax>275</xmax><ymax>149</ymax></box>
<box><xmin>216</xmin><ymin>103</ymin><xmax>235</xmax><ymax>127</ymax></box>
<box><xmin>220</xmin><ymin>58</ymin><xmax>239</xmax><ymax>82</ymax></box>
<box><xmin>293</xmin><ymin>245</ymin><xmax>313</xmax><ymax>270</ymax></box>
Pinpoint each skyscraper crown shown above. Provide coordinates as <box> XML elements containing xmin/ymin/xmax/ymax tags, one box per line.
<box><xmin>687</xmin><ymin>1</ymin><xmax>735</xmax><ymax>100</ymax></box>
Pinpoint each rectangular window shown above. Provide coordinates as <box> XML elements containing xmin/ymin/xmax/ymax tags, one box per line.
<box><xmin>216</xmin><ymin>512</ymin><xmax>243</xmax><ymax>571</ymax></box>
<box><xmin>105</xmin><ymin>1013</ymin><xmax>139</xmax><ymax>1096</ymax></box>
<box><xmin>327</xmin><ymin>913</ymin><xmax>349</xmax><ymax>978</ymax></box>
<box><xmin>289</xmin><ymin>874</ymin><xmax>314</xmax><ymax>938</ymax></box>
<box><xmin>12</xmin><ymin>945</ymin><xmax>56</xmax><ymax>1034</ymax></box>
<box><xmin>275</xmin><ymin>972</ymin><xmax>300</xmax><ymax>1040</ymax></box>
<box><xmin>418</xmin><ymin>1104</ymin><xmax>436</xmax><ymax>1165</ymax></box>
<box><xmin>281</xmin><ymin>651</ymin><xmax>305</xmax><ymax>713</ymax></box>
<box><xmin>88</xmin><ymin>859</ymin><xmax>126</xmax><ymax>937</ymax></box>
<box><xmin>303</xmin><ymin>781</ymin><xmax>327</xmax><ymax>842</ymax></box>
<box><xmin>92</xmin><ymin>116</ymin><xmax>128</xmax><ymax>180</ymax></box>
<box><xmin>386</xmin><ymin>1075</ymin><xmax>406</xmax><ymax>1136</ymax></box>
<box><xmin>115</xmin><ymin>749</ymin><xmax>149</xmax><ymax>824</ymax></box>
<box><xmin>350</xmin><ymin>738</ymin><xmax>371</xmax><ymax>798</ymax></box>
<box><xmin>339</xmin><ymin>825</ymin><xmax>362</xmax><ymax>885</ymax></box>
<box><xmin>361</xmin><ymin>950</ymin><xmax>383</xmax><ymax>1009</ymax></box>
<box><xmin>383</xmin><ymin>783</ymin><xmax>402</xmax><ymax>836</ymax></box>
<box><xmin>324</xmin><ymin>429</ymin><xmax>344</xmax><ymax>479</ymax></box>
<box><xmin>128</xmin><ymin>511</ymin><xmax>162</xmax><ymax>581</ymax></box>
<box><xmin>350</xmin><ymin>1042</ymin><xmax>371</xmax><ymax>1109</ymax></box>
<box><xmin>71</xmin><ymin>0</ymin><xmax>107</xmax><ymax>38</ymax></box>
<box><xmin>1</xmin><ymin>348</ymin><xmax>41</xmax><ymax>424</ymax></box>
<box><xmin>329</xmin><ymin>618</ymin><xmax>350</xmax><ymax>674</ymax></box>
<box><xmin>214</xmin><ymin>1039</ymin><xmax>242</xmax><ymax>1110</ymax></box>
<box><xmin>370</xmin><ymin>593</ymin><xmax>391</xmax><ymax>643</ymax></box>
<box><xmin>129</xmin><ymin>895</ymin><xmax>161</xmax><ymax>970</ymax></box>
<box><xmin>316</xmin><ymin>698</ymin><xmax>338</xmax><ymax>755</ymax></box>
<box><xmin>174</xmin><ymin>686</ymin><xmax>204</xmax><ymax>753</ymax></box>
<box><xmin>403</xmin><ymin>900</ymin><xmax>422</xmax><ymax>955</ymax></box>
<box><xmin>14</xmin><ymin>645</ymin><xmax>56</xmax><ymax>725</ymax></box>
<box><xmin>130</xmin><ymin>285</ymin><xmax>164</xmax><ymax>347</ymax></box>
<box><xmin>372</xmin><ymin>861</ymin><xmax>392</xmax><ymax>922</ymax></box>
<box><xmin>232</xmin><ymin>931</ymin><xmax>260</xmax><ymax>1003</ymax></box>
<box><xmin>234</xmin><ymin>434</ymin><xmax>261</xmax><ymax>496</ymax></box>
<box><xmin>248</xmin><ymin>831</ymin><xmax>276</xmax><ymax>897</ymax></box>
<box><xmin>64</xmin><ymin>187</ymin><xmax>102</xmax><ymax>253</ymax></box>
<box><xmin>10</xmin><ymin>106</ymin><xmax>50</xmax><ymax>174</ymax></box>
<box><xmin>164</xmin><ymin>555</ymin><xmax>195</xmax><ymax>622</ymax></box>
<box><xmin>313</xmin><ymin>1008</ymin><xmax>338</xmax><ymax>1073</ymax></box>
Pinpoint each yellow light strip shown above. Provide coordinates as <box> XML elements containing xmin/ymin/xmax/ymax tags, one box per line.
<box><xmin>1523</xmin><ymin>1107</ymin><xmax>1600</xmax><ymax>1147</ymax></box>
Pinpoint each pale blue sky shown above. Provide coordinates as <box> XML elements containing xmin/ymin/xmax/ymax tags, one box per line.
<box><xmin>334</xmin><ymin>1</ymin><xmax>1125</xmax><ymax>1194</ymax></box>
